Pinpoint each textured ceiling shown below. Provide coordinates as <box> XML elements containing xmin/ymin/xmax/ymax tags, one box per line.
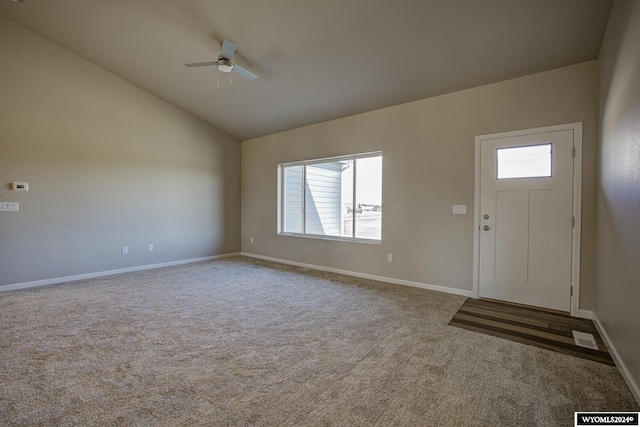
<box><xmin>0</xmin><ymin>0</ymin><xmax>613</xmax><ymax>141</ymax></box>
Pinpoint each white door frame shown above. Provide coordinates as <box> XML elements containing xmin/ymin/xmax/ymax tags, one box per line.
<box><xmin>472</xmin><ymin>122</ymin><xmax>583</xmax><ymax>317</ymax></box>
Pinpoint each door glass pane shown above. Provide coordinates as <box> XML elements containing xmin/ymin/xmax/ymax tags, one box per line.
<box><xmin>283</xmin><ymin>165</ymin><xmax>303</xmax><ymax>233</ymax></box>
<box><xmin>355</xmin><ymin>156</ymin><xmax>382</xmax><ymax>239</ymax></box>
<box><xmin>497</xmin><ymin>144</ymin><xmax>552</xmax><ymax>179</ymax></box>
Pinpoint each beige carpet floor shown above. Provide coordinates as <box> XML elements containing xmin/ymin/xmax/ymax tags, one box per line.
<box><xmin>0</xmin><ymin>256</ymin><xmax>637</xmax><ymax>426</ymax></box>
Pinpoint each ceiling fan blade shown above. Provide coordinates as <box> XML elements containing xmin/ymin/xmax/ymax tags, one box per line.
<box><xmin>233</xmin><ymin>64</ymin><xmax>258</xmax><ymax>80</ymax></box>
<box><xmin>220</xmin><ymin>39</ymin><xmax>237</xmax><ymax>60</ymax></box>
<box><xmin>184</xmin><ymin>61</ymin><xmax>218</xmax><ymax>68</ymax></box>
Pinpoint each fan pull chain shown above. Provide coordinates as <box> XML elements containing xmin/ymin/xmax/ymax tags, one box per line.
<box><xmin>217</xmin><ymin>71</ymin><xmax>220</xmax><ymax>89</ymax></box>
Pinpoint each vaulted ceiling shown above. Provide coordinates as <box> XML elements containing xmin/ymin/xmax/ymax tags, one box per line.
<box><xmin>0</xmin><ymin>0</ymin><xmax>613</xmax><ymax>140</ymax></box>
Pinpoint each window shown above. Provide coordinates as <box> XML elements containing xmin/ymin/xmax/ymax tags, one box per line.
<box><xmin>497</xmin><ymin>144</ymin><xmax>552</xmax><ymax>179</ymax></box>
<box><xmin>279</xmin><ymin>152</ymin><xmax>382</xmax><ymax>242</ymax></box>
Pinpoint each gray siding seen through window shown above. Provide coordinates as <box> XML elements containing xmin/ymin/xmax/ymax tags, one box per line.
<box><xmin>305</xmin><ymin>162</ymin><xmax>344</xmax><ymax>236</ymax></box>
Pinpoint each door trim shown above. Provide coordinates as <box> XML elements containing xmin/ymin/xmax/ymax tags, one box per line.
<box><xmin>472</xmin><ymin>122</ymin><xmax>583</xmax><ymax>317</ymax></box>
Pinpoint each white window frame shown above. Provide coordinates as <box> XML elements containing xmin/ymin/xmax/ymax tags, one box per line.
<box><xmin>277</xmin><ymin>151</ymin><xmax>382</xmax><ymax>244</ymax></box>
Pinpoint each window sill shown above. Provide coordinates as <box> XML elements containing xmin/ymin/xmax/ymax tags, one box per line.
<box><xmin>278</xmin><ymin>232</ymin><xmax>381</xmax><ymax>245</ymax></box>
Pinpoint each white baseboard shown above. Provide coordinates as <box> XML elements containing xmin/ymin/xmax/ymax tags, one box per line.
<box><xmin>0</xmin><ymin>252</ymin><xmax>241</xmax><ymax>292</ymax></box>
<box><xmin>240</xmin><ymin>252</ymin><xmax>474</xmax><ymax>298</ymax></box>
<box><xmin>577</xmin><ymin>309</ymin><xmax>593</xmax><ymax>320</ymax></box>
<box><xmin>593</xmin><ymin>312</ymin><xmax>640</xmax><ymax>406</ymax></box>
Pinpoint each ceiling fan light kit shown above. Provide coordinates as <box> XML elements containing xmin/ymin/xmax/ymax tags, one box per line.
<box><xmin>216</xmin><ymin>58</ymin><xmax>234</xmax><ymax>73</ymax></box>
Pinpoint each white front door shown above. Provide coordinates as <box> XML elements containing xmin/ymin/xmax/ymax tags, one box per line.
<box><xmin>478</xmin><ymin>129</ymin><xmax>575</xmax><ymax>312</ymax></box>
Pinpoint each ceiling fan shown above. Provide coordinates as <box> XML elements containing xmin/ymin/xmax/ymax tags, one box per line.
<box><xmin>184</xmin><ymin>39</ymin><xmax>258</xmax><ymax>81</ymax></box>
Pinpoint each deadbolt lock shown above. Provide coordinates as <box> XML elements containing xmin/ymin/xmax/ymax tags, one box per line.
<box><xmin>483</xmin><ymin>214</ymin><xmax>490</xmax><ymax>220</ymax></box>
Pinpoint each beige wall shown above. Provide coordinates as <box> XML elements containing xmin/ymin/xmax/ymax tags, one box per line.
<box><xmin>242</xmin><ymin>61</ymin><xmax>599</xmax><ymax>308</ymax></box>
<box><xmin>0</xmin><ymin>17</ymin><xmax>240</xmax><ymax>286</ymax></box>
<box><xmin>597</xmin><ymin>0</ymin><xmax>640</xmax><ymax>399</ymax></box>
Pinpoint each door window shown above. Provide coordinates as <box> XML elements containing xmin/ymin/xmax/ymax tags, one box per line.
<box><xmin>497</xmin><ymin>144</ymin><xmax>552</xmax><ymax>179</ymax></box>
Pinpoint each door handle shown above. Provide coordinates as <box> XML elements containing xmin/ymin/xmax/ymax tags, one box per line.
<box><xmin>483</xmin><ymin>225</ymin><xmax>490</xmax><ymax>231</ymax></box>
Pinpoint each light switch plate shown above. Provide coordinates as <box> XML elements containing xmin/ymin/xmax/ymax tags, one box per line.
<box><xmin>0</xmin><ymin>202</ymin><xmax>19</xmax><ymax>211</ymax></box>
<box><xmin>453</xmin><ymin>205</ymin><xmax>466</xmax><ymax>215</ymax></box>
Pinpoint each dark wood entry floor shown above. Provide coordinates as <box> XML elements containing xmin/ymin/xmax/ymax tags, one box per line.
<box><xmin>449</xmin><ymin>298</ymin><xmax>614</xmax><ymax>365</ymax></box>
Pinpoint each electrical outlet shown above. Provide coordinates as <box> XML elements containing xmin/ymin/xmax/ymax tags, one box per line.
<box><xmin>387</xmin><ymin>254</ymin><xmax>393</xmax><ymax>262</ymax></box>
<box><xmin>122</xmin><ymin>246</ymin><xmax>128</xmax><ymax>255</ymax></box>
<box><xmin>148</xmin><ymin>244</ymin><xmax>154</xmax><ymax>252</ymax></box>
<box><xmin>11</xmin><ymin>182</ymin><xmax>28</xmax><ymax>191</ymax></box>
<box><xmin>250</xmin><ymin>237</ymin><xmax>254</xmax><ymax>244</ymax></box>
